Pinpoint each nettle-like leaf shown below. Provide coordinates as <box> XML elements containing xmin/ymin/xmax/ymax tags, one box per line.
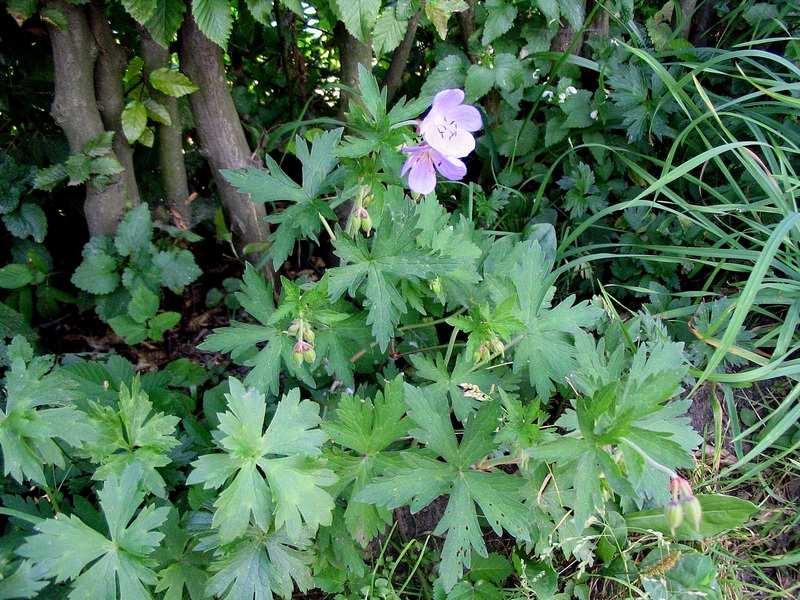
<box><xmin>121</xmin><ymin>0</ymin><xmax>157</xmax><ymax>24</ymax></box>
<box><xmin>122</xmin><ymin>99</ymin><xmax>148</xmax><ymax>143</ymax></box>
<box><xmin>322</xmin><ymin>377</ymin><xmax>409</xmax><ymax>546</ymax></box>
<box><xmin>148</xmin><ymin>67</ymin><xmax>198</xmax><ymax>97</ymax></box>
<box><xmin>0</xmin><ymin>337</ymin><xmax>95</xmax><ymax>484</ymax></box>
<box><xmin>223</xmin><ymin>129</ymin><xmax>342</xmax><ymax>269</ymax></box>
<box><xmin>357</xmin><ymin>384</ymin><xmax>530</xmax><ymax>592</ymax></box>
<box><xmin>426</xmin><ymin>0</ymin><xmax>469</xmax><ymax>39</ymax></box>
<box><xmin>81</xmin><ymin>376</ymin><xmax>180</xmax><ymax>497</ymax></box>
<box><xmin>144</xmin><ymin>0</ymin><xmax>186</xmax><ymax>46</ymax></box>
<box><xmin>186</xmin><ymin>381</ymin><xmax>337</xmax><ymax>544</ymax></box>
<box><xmin>482</xmin><ymin>0</ymin><xmax>517</xmax><ymax>46</ymax></box>
<box><xmin>18</xmin><ymin>463</ymin><xmax>170</xmax><ymax>600</ymax></box>
<box><xmin>191</xmin><ymin>0</ymin><xmax>233</xmax><ymax>47</ymax></box>
<box><xmin>331</xmin><ymin>0</ymin><xmax>380</xmax><ymax>44</ymax></box>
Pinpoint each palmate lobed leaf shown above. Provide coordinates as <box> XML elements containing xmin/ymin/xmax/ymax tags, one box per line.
<box><xmin>18</xmin><ymin>463</ymin><xmax>170</xmax><ymax>599</ymax></box>
<box><xmin>187</xmin><ymin>382</ymin><xmax>336</xmax><ymax>544</ymax></box>
<box><xmin>357</xmin><ymin>387</ymin><xmax>529</xmax><ymax>592</ymax></box>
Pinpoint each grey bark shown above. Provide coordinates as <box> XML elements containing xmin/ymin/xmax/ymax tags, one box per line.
<box><xmin>87</xmin><ymin>0</ymin><xmax>141</xmax><ymax>207</ymax></box>
<box><xmin>140</xmin><ymin>27</ymin><xmax>192</xmax><ymax>225</ymax></box>
<box><xmin>680</xmin><ymin>0</ymin><xmax>699</xmax><ymax>40</ymax></box>
<box><xmin>45</xmin><ymin>0</ymin><xmax>129</xmax><ymax>237</ymax></box>
<box><xmin>178</xmin><ymin>10</ymin><xmax>274</xmax><ymax>279</ymax></box>
<box><xmin>334</xmin><ymin>21</ymin><xmax>373</xmax><ymax>118</ymax></box>
<box><xmin>383</xmin><ymin>7</ymin><xmax>423</xmax><ymax>100</ymax></box>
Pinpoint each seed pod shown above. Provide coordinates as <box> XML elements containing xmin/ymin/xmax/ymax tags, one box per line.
<box><xmin>489</xmin><ymin>337</ymin><xmax>505</xmax><ymax>355</ymax></box>
<box><xmin>351</xmin><ymin>216</ymin><xmax>362</xmax><ymax>231</ymax></box>
<box><xmin>664</xmin><ymin>500</ymin><xmax>684</xmax><ymax>535</ymax></box>
<box><xmin>292</xmin><ymin>350</ymin><xmax>304</xmax><ymax>367</ymax></box>
<box><xmin>682</xmin><ymin>495</ymin><xmax>702</xmax><ymax>531</ymax></box>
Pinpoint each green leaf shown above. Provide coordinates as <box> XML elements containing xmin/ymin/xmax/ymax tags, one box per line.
<box><xmin>72</xmin><ymin>252</ymin><xmax>120</xmax><ymax>295</ymax></box>
<box><xmin>120</xmin><ymin>0</ymin><xmax>157</xmax><ymax>24</ymax></box>
<box><xmin>373</xmin><ymin>6</ymin><xmax>407</xmax><ymax>55</ymax></box>
<box><xmin>187</xmin><ymin>382</ymin><xmax>336</xmax><ymax>543</ymax></box>
<box><xmin>128</xmin><ymin>286</ymin><xmax>160</xmax><ymax>323</ymax></box>
<box><xmin>331</xmin><ymin>0</ymin><xmax>380</xmax><ymax>44</ymax></box>
<box><xmin>149</xmin><ymin>311</ymin><xmax>181</xmax><ymax>332</ymax></box>
<box><xmin>627</xmin><ymin>494</ymin><xmax>757</xmax><ymax>541</ymax></box>
<box><xmin>465</xmin><ymin>64</ymin><xmax>495</xmax><ymax>103</ymax></box>
<box><xmin>91</xmin><ymin>155</ymin><xmax>125</xmax><ymax>176</ymax></box>
<box><xmin>153</xmin><ymin>249</ymin><xmax>202</xmax><ymax>292</ymax></box>
<box><xmin>206</xmin><ymin>529</ymin><xmax>314</xmax><ymax>600</ymax></box>
<box><xmin>152</xmin><ymin>509</ymin><xmax>208</xmax><ymax>600</ymax></box>
<box><xmin>357</xmin><ymin>390</ymin><xmax>529</xmax><ymax>592</ymax></box>
<box><xmin>33</xmin><ymin>163</ymin><xmax>68</xmax><ymax>191</ymax></box>
<box><xmin>108</xmin><ymin>315</ymin><xmax>149</xmax><ymax>344</ymax></box>
<box><xmin>143</xmin><ymin>98</ymin><xmax>172</xmax><ymax>124</ymax></box>
<box><xmin>426</xmin><ymin>0</ymin><xmax>468</xmax><ymax>39</ymax></box>
<box><xmin>115</xmin><ymin>203</ymin><xmax>154</xmax><ymax>258</ymax></box>
<box><xmin>65</xmin><ymin>153</ymin><xmax>92</xmax><ymax>185</ymax></box>
<box><xmin>122</xmin><ymin>100</ymin><xmax>148</xmax><ymax>143</ymax></box>
<box><xmin>0</xmin><ymin>264</ymin><xmax>34</xmax><ymax>289</ymax></box>
<box><xmin>144</xmin><ymin>0</ymin><xmax>186</xmax><ymax>47</ymax></box>
<box><xmin>81</xmin><ymin>377</ymin><xmax>180</xmax><ymax>497</ymax></box>
<box><xmin>6</xmin><ymin>0</ymin><xmax>38</xmax><ymax>22</ymax></box>
<box><xmin>83</xmin><ymin>131</ymin><xmax>116</xmax><ymax>156</ymax></box>
<box><xmin>191</xmin><ymin>0</ymin><xmax>233</xmax><ymax>47</ymax></box>
<box><xmin>0</xmin><ymin>350</ymin><xmax>94</xmax><ymax>484</ymax></box>
<box><xmin>18</xmin><ymin>463</ymin><xmax>170</xmax><ymax>600</ymax></box>
<box><xmin>2</xmin><ymin>203</ymin><xmax>47</xmax><ymax>242</ymax></box>
<box><xmin>323</xmin><ymin>378</ymin><xmax>408</xmax><ymax>455</ymax></box>
<box><xmin>148</xmin><ymin>67</ymin><xmax>199</xmax><ymax>97</ymax></box>
<box><xmin>482</xmin><ymin>0</ymin><xmax>517</xmax><ymax>45</ymax></box>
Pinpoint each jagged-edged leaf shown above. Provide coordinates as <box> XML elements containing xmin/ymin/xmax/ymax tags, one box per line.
<box><xmin>191</xmin><ymin>0</ymin><xmax>233</xmax><ymax>47</ymax></box>
<box><xmin>122</xmin><ymin>100</ymin><xmax>148</xmax><ymax>143</ymax></box>
<box><xmin>148</xmin><ymin>68</ymin><xmax>198</xmax><ymax>97</ymax></box>
<box><xmin>144</xmin><ymin>0</ymin><xmax>186</xmax><ymax>47</ymax></box>
<box><xmin>3</xmin><ymin>203</ymin><xmax>47</xmax><ymax>243</ymax></box>
<box><xmin>121</xmin><ymin>0</ymin><xmax>158</xmax><ymax>24</ymax></box>
<box><xmin>115</xmin><ymin>203</ymin><xmax>154</xmax><ymax>258</ymax></box>
<box><xmin>331</xmin><ymin>0</ymin><xmax>380</xmax><ymax>44</ymax></box>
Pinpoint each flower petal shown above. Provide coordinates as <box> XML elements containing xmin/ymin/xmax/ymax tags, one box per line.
<box><xmin>408</xmin><ymin>157</ymin><xmax>438</xmax><ymax>195</ymax></box>
<box><xmin>445</xmin><ymin>105</ymin><xmax>482</xmax><ymax>132</ymax></box>
<box><xmin>430</xmin><ymin>89</ymin><xmax>466</xmax><ymax>113</ymax></box>
<box><xmin>432</xmin><ymin>151</ymin><xmax>467</xmax><ymax>181</ymax></box>
<box><xmin>426</xmin><ymin>128</ymin><xmax>475</xmax><ymax>158</ymax></box>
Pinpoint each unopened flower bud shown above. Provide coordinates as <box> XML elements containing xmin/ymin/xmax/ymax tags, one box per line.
<box><xmin>682</xmin><ymin>495</ymin><xmax>702</xmax><ymax>532</ymax></box>
<box><xmin>292</xmin><ymin>350</ymin><xmax>304</xmax><ymax>367</ymax></box>
<box><xmin>352</xmin><ymin>216</ymin><xmax>362</xmax><ymax>231</ymax></box>
<box><xmin>472</xmin><ymin>345</ymin><xmax>489</xmax><ymax>363</ymax></box>
<box><xmin>360</xmin><ymin>211</ymin><xmax>372</xmax><ymax>234</ymax></box>
<box><xmin>664</xmin><ymin>500</ymin><xmax>684</xmax><ymax>535</ymax></box>
<box><xmin>430</xmin><ymin>277</ymin><xmax>442</xmax><ymax>295</ymax></box>
<box><xmin>287</xmin><ymin>321</ymin><xmax>300</xmax><ymax>336</ymax></box>
<box><xmin>489</xmin><ymin>337</ymin><xmax>505</xmax><ymax>355</ymax></box>
<box><xmin>303</xmin><ymin>346</ymin><xmax>316</xmax><ymax>363</ymax></box>
<box><xmin>304</xmin><ymin>329</ymin><xmax>315</xmax><ymax>343</ymax></box>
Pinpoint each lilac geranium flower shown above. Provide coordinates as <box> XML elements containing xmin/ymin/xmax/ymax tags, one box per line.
<box><xmin>401</xmin><ymin>143</ymin><xmax>467</xmax><ymax>196</ymax></box>
<box><xmin>419</xmin><ymin>89</ymin><xmax>482</xmax><ymax>157</ymax></box>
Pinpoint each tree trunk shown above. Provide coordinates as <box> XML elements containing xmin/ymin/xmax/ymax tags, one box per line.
<box><xmin>45</xmin><ymin>0</ymin><xmax>129</xmax><ymax>238</ymax></box>
<box><xmin>140</xmin><ymin>27</ymin><xmax>192</xmax><ymax>225</ymax></box>
<box><xmin>87</xmin><ymin>0</ymin><xmax>141</xmax><ymax>207</ymax></box>
<box><xmin>178</xmin><ymin>10</ymin><xmax>273</xmax><ymax>279</ymax></box>
<box><xmin>334</xmin><ymin>21</ymin><xmax>373</xmax><ymax>118</ymax></box>
<box><xmin>383</xmin><ymin>6</ymin><xmax>423</xmax><ymax>100</ymax></box>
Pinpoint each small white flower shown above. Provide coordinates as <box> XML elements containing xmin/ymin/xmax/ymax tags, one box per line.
<box><xmin>590</xmin><ymin>109</ymin><xmax>599</xmax><ymax>119</ymax></box>
<box><xmin>565</xmin><ymin>86</ymin><xmax>578</xmax><ymax>95</ymax></box>
<box><xmin>532</xmin><ymin>68</ymin><xmax>541</xmax><ymax>81</ymax></box>
<box><xmin>558</xmin><ymin>93</ymin><xmax>567</xmax><ymax>103</ymax></box>
<box><xmin>542</xmin><ymin>90</ymin><xmax>554</xmax><ymax>101</ymax></box>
